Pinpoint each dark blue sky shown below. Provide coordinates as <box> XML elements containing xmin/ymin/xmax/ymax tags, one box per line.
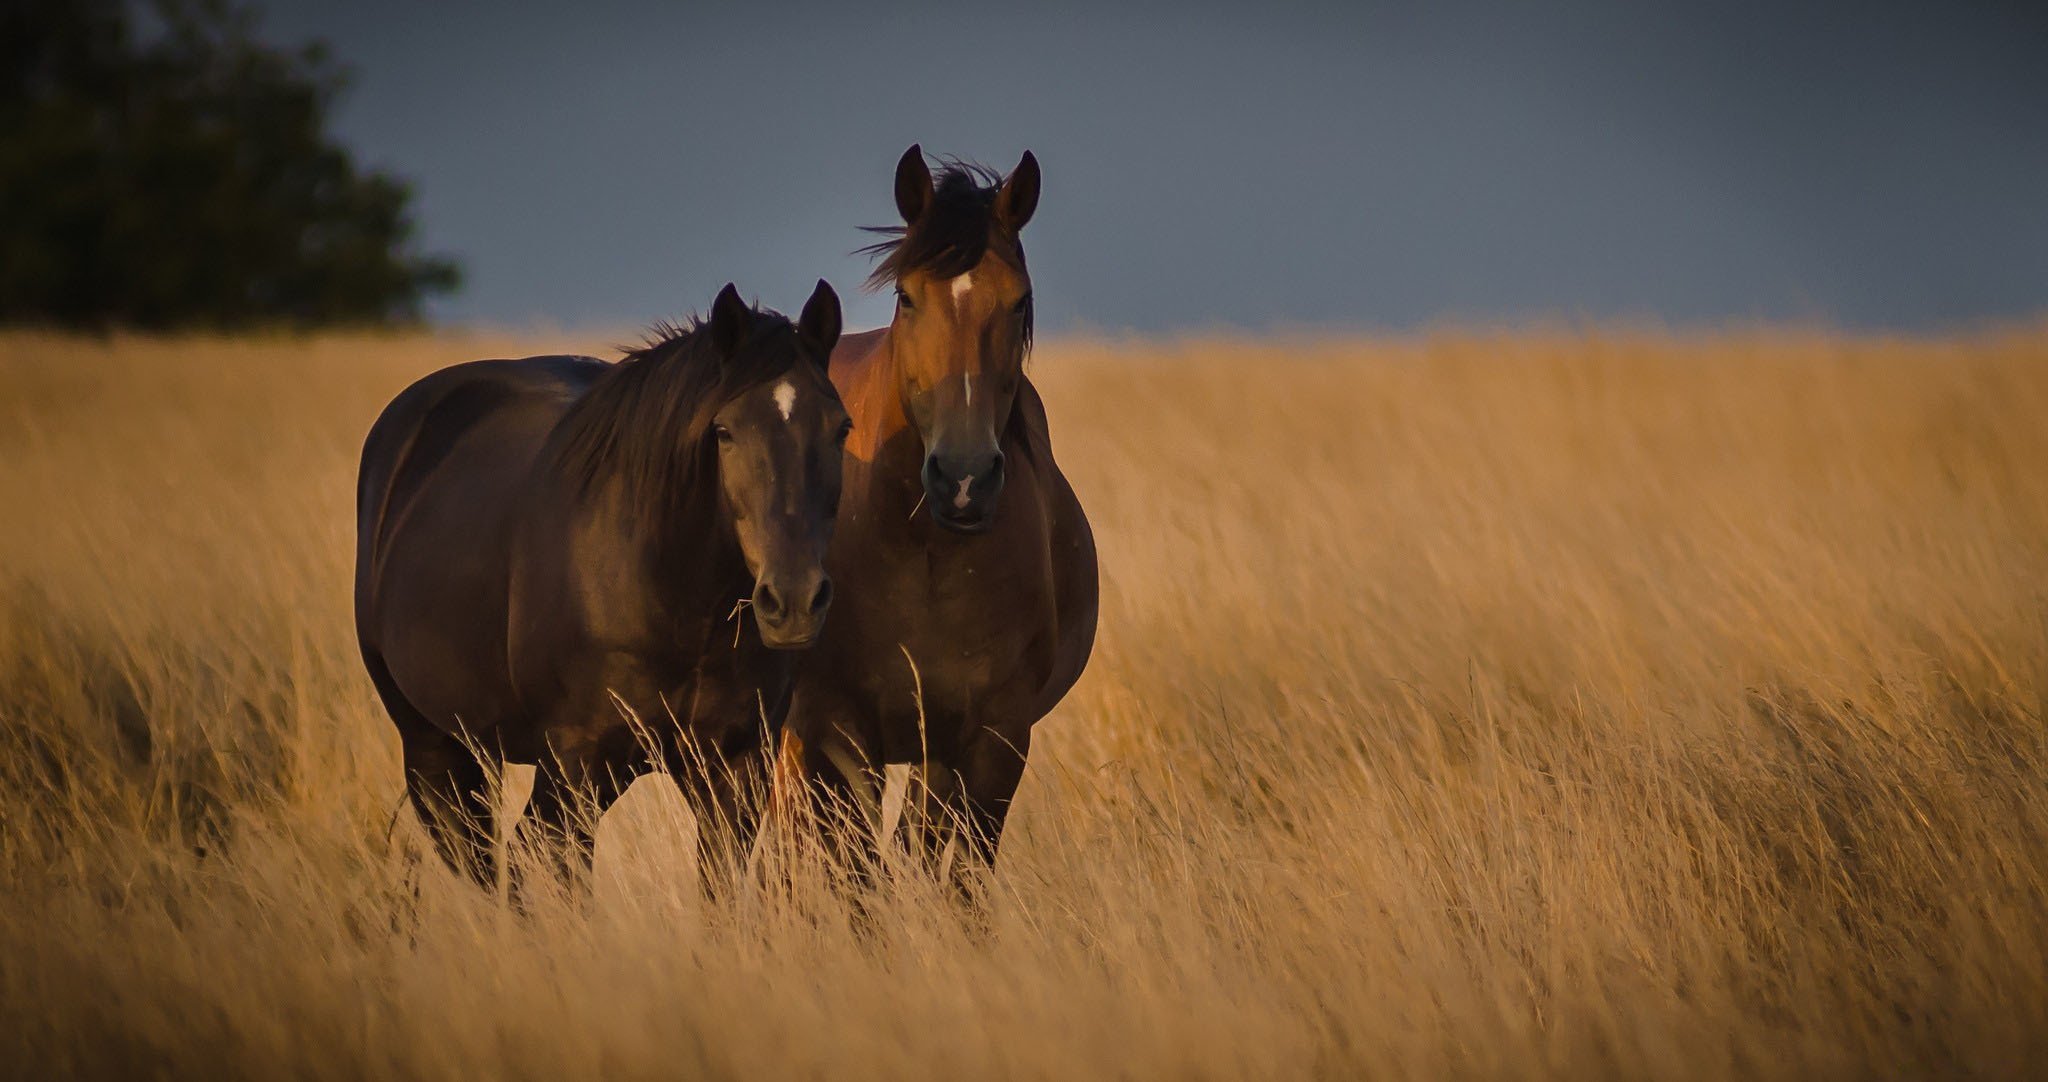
<box><xmin>258</xmin><ymin>0</ymin><xmax>2048</xmax><ymax>333</ymax></box>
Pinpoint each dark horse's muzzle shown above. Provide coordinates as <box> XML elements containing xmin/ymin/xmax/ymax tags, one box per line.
<box><xmin>752</xmin><ymin>570</ymin><xmax>832</xmax><ymax>649</ymax></box>
<box><xmin>922</xmin><ymin>449</ymin><xmax>1005</xmax><ymax>533</ymax></box>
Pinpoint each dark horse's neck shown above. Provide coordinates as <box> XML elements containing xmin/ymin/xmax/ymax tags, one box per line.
<box><xmin>613</xmin><ymin>471</ymin><xmax>746</xmax><ymax>624</ymax></box>
<box><xmin>546</xmin><ymin>348</ymin><xmax>751</xmax><ymax>640</ymax></box>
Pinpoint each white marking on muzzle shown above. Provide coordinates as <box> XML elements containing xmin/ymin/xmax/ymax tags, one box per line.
<box><xmin>773</xmin><ymin>380</ymin><xmax>796</xmax><ymax>421</ymax></box>
<box><xmin>964</xmin><ymin>371</ymin><xmax>974</xmax><ymax>406</ymax></box>
<box><xmin>953</xmin><ymin>476</ymin><xmax>974</xmax><ymax>510</ymax></box>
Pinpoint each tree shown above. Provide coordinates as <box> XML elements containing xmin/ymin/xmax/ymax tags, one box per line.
<box><xmin>0</xmin><ymin>0</ymin><xmax>460</xmax><ymax>330</ymax></box>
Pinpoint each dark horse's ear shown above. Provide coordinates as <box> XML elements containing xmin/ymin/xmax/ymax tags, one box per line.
<box><xmin>894</xmin><ymin>143</ymin><xmax>932</xmax><ymax>224</ymax></box>
<box><xmin>709</xmin><ymin>283</ymin><xmax>751</xmax><ymax>359</ymax></box>
<box><xmin>797</xmin><ymin>279</ymin><xmax>842</xmax><ymax>371</ymax></box>
<box><xmin>995</xmin><ymin>150</ymin><xmax>1040</xmax><ymax>233</ymax></box>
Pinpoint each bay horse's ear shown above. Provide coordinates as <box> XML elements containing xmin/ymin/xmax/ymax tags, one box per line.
<box><xmin>709</xmin><ymin>282</ymin><xmax>750</xmax><ymax>359</ymax></box>
<box><xmin>995</xmin><ymin>150</ymin><xmax>1039</xmax><ymax>233</ymax></box>
<box><xmin>894</xmin><ymin>143</ymin><xmax>932</xmax><ymax>224</ymax></box>
<box><xmin>797</xmin><ymin>279</ymin><xmax>842</xmax><ymax>371</ymax></box>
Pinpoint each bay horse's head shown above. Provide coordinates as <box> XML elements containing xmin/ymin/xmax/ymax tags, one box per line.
<box><xmin>703</xmin><ymin>281</ymin><xmax>850</xmax><ymax>648</ymax></box>
<box><xmin>865</xmin><ymin>145</ymin><xmax>1038</xmax><ymax>533</ymax></box>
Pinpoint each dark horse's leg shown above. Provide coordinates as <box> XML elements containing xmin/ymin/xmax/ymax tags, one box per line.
<box><xmin>402</xmin><ymin>725</ymin><xmax>498</xmax><ymax>889</ymax></box>
<box><xmin>365</xmin><ymin>648</ymin><xmax>499</xmax><ymax>888</ymax></box>
<box><xmin>778</xmin><ymin>725</ymin><xmax>885</xmax><ymax>895</ymax></box>
<box><xmin>510</xmin><ymin>747</ymin><xmax>638</xmax><ymax>904</ymax></box>
<box><xmin>668</xmin><ymin>741</ymin><xmax>771</xmax><ymax>903</ymax></box>
<box><xmin>899</xmin><ymin>758</ymin><xmax>960</xmax><ymax>872</ymax></box>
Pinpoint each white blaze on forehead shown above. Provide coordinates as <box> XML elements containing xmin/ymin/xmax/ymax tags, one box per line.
<box><xmin>949</xmin><ymin>272</ymin><xmax>974</xmax><ymax>305</ymax></box>
<box><xmin>953</xmin><ymin>476</ymin><xmax>974</xmax><ymax>510</ymax></box>
<box><xmin>772</xmin><ymin>380</ymin><xmax>797</xmax><ymax>421</ymax></box>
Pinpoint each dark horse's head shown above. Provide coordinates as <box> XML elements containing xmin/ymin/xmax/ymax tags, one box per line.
<box><xmin>704</xmin><ymin>283</ymin><xmax>850</xmax><ymax>647</ymax></box>
<box><xmin>579</xmin><ymin>282</ymin><xmax>849</xmax><ymax>648</ymax></box>
<box><xmin>863</xmin><ymin>145</ymin><xmax>1038</xmax><ymax>533</ymax></box>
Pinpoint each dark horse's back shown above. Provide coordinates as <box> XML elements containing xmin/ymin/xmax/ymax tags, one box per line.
<box><xmin>354</xmin><ymin>355</ymin><xmax>605</xmax><ymax>750</ymax></box>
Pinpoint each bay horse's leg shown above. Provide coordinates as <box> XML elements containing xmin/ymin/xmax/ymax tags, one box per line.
<box><xmin>510</xmin><ymin>750</ymin><xmax>635</xmax><ymax>905</ymax></box>
<box><xmin>946</xmin><ymin>721</ymin><xmax>1035</xmax><ymax>900</ymax></box>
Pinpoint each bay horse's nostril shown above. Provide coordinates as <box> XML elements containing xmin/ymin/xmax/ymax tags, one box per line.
<box><xmin>806</xmin><ymin>578</ymin><xmax>833</xmax><ymax>617</ymax></box>
<box><xmin>923</xmin><ymin>451</ymin><xmax>1003</xmax><ymax>490</ymax></box>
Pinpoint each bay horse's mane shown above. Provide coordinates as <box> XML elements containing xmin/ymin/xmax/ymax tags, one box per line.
<box><xmin>551</xmin><ymin>307</ymin><xmax>801</xmax><ymax>501</ymax></box>
<box><xmin>858</xmin><ymin>158</ymin><xmax>1033</xmax><ymax>350</ymax></box>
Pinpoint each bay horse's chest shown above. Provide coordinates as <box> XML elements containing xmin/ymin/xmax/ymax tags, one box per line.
<box><xmin>833</xmin><ymin>499</ymin><xmax>1062</xmax><ymax>741</ymax></box>
<box><xmin>922</xmin><ymin>543</ymin><xmax>1055</xmax><ymax>675</ymax></box>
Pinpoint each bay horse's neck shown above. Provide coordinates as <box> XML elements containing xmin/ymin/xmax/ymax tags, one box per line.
<box><xmin>844</xmin><ymin>325</ymin><xmax>924</xmax><ymax>485</ymax></box>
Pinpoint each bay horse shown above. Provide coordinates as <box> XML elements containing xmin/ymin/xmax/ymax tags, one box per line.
<box><xmin>777</xmin><ymin>147</ymin><xmax>1098</xmax><ymax>894</ymax></box>
<box><xmin>355</xmin><ymin>282</ymin><xmax>849</xmax><ymax>893</ymax></box>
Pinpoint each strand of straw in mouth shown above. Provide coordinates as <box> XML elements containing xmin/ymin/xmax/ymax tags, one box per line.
<box><xmin>726</xmin><ymin>597</ymin><xmax>750</xmax><ymax>647</ymax></box>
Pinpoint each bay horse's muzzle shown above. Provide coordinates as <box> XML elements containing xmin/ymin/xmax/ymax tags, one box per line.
<box><xmin>922</xmin><ymin>449</ymin><xmax>1005</xmax><ymax>532</ymax></box>
<box><xmin>752</xmin><ymin>572</ymin><xmax>832</xmax><ymax>649</ymax></box>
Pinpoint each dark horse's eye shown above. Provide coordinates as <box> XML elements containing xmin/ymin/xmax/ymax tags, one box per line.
<box><xmin>895</xmin><ymin>287</ymin><xmax>914</xmax><ymax>311</ymax></box>
<box><xmin>835</xmin><ymin>419</ymin><xmax>854</xmax><ymax>444</ymax></box>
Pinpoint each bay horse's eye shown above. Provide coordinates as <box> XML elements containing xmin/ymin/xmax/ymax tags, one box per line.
<box><xmin>1013</xmin><ymin>291</ymin><xmax>1032</xmax><ymax>316</ymax></box>
<box><xmin>895</xmin><ymin>287</ymin><xmax>914</xmax><ymax>311</ymax></box>
<box><xmin>713</xmin><ymin>424</ymin><xmax>734</xmax><ymax>444</ymax></box>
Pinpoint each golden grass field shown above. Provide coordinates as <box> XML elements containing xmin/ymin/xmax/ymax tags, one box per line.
<box><xmin>3</xmin><ymin>325</ymin><xmax>2047</xmax><ymax>1079</ymax></box>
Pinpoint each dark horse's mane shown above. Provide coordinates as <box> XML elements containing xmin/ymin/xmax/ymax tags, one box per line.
<box><xmin>551</xmin><ymin>308</ymin><xmax>800</xmax><ymax>502</ymax></box>
<box><xmin>859</xmin><ymin>158</ymin><xmax>1033</xmax><ymax>349</ymax></box>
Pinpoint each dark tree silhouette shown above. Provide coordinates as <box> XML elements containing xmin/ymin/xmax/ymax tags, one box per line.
<box><xmin>0</xmin><ymin>0</ymin><xmax>459</xmax><ymax>330</ymax></box>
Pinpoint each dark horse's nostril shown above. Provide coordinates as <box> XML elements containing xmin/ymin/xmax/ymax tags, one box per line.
<box><xmin>754</xmin><ymin>585</ymin><xmax>785</xmax><ymax>621</ymax></box>
<box><xmin>986</xmin><ymin>451</ymin><xmax>1005</xmax><ymax>483</ymax></box>
<box><xmin>807</xmin><ymin>578</ymin><xmax>833</xmax><ymax>616</ymax></box>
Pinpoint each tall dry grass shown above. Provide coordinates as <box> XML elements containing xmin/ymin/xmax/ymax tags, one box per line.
<box><xmin>2</xmin><ymin>325</ymin><xmax>2046</xmax><ymax>1079</ymax></box>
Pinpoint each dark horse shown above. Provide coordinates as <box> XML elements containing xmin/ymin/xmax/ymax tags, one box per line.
<box><xmin>776</xmin><ymin>147</ymin><xmax>1098</xmax><ymax>892</ymax></box>
<box><xmin>355</xmin><ymin>282</ymin><xmax>849</xmax><ymax>891</ymax></box>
